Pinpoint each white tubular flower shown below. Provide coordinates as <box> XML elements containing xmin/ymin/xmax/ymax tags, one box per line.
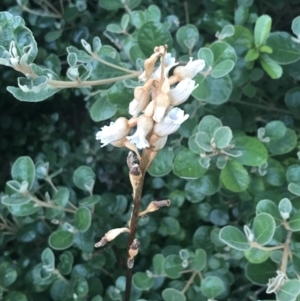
<box><xmin>129</xmin><ymin>86</ymin><xmax>150</xmax><ymax>116</ymax></box>
<box><xmin>154</xmin><ymin>107</ymin><xmax>189</xmax><ymax>137</ymax></box>
<box><xmin>153</xmin><ymin>93</ymin><xmax>171</xmax><ymax>123</ymax></box>
<box><xmin>152</xmin><ymin>53</ymin><xmax>178</xmax><ymax>80</ymax></box>
<box><xmin>151</xmin><ymin>135</ymin><xmax>168</xmax><ymax>151</ymax></box>
<box><xmin>96</xmin><ymin>117</ymin><xmax>130</xmax><ymax>147</ymax></box>
<box><xmin>173</xmin><ymin>57</ymin><xmax>205</xmax><ymax>80</ymax></box>
<box><xmin>169</xmin><ymin>78</ymin><xmax>198</xmax><ymax>106</ymax></box>
<box><xmin>127</xmin><ymin>115</ymin><xmax>154</xmax><ymax>149</ymax></box>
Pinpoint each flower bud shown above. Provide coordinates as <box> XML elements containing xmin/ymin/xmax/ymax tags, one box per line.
<box><xmin>129</xmin><ymin>86</ymin><xmax>150</xmax><ymax>116</ymax></box>
<box><xmin>94</xmin><ymin>227</ymin><xmax>130</xmax><ymax>248</ymax></box>
<box><xmin>127</xmin><ymin>115</ymin><xmax>154</xmax><ymax>149</ymax></box>
<box><xmin>139</xmin><ymin>52</ymin><xmax>162</xmax><ymax>82</ymax></box>
<box><xmin>169</xmin><ymin>78</ymin><xmax>198</xmax><ymax>106</ymax></box>
<box><xmin>173</xmin><ymin>57</ymin><xmax>205</xmax><ymax>80</ymax></box>
<box><xmin>96</xmin><ymin>117</ymin><xmax>131</xmax><ymax>147</ymax></box>
<box><xmin>150</xmin><ymin>135</ymin><xmax>168</xmax><ymax>151</ymax></box>
<box><xmin>154</xmin><ymin>107</ymin><xmax>189</xmax><ymax>137</ymax></box>
<box><xmin>153</xmin><ymin>93</ymin><xmax>171</xmax><ymax>123</ymax></box>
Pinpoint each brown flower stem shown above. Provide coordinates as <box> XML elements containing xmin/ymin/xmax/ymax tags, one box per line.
<box><xmin>125</xmin><ymin>171</ymin><xmax>145</xmax><ymax>301</ymax></box>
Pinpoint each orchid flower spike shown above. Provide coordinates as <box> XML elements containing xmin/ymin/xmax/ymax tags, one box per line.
<box><xmin>173</xmin><ymin>57</ymin><xmax>205</xmax><ymax>80</ymax></box>
<box><xmin>154</xmin><ymin>107</ymin><xmax>189</xmax><ymax>137</ymax></box>
<box><xmin>127</xmin><ymin>115</ymin><xmax>154</xmax><ymax>149</ymax></box>
<box><xmin>169</xmin><ymin>78</ymin><xmax>198</xmax><ymax>106</ymax></box>
<box><xmin>96</xmin><ymin>117</ymin><xmax>131</xmax><ymax>147</ymax></box>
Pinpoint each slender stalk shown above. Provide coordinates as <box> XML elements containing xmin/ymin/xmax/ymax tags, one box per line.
<box><xmin>125</xmin><ymin>171</ymin><xmax>145</xmax><ymax>301</ymax></box>
<box><xmin>47</xmin><ymin>73</ymin><xmax>140</xmax><ymax>88</ymax></box>
<box><xmin>181</xmin><ymin>271</ymin><xmax>197</xmax><ymax>294</ymax></box>
<box><xmin>91</xmin><ymin>54</ymin><xmax>138</xmax><ymax>74</ymax></box>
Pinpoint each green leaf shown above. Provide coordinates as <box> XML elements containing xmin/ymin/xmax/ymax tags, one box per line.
<box><xmin>278</xmin><ymin>198</ymin><xmax>292</xmax><ymax>215</ymax></box>
<box><xmin>138</xmin><ymin>21</ymin><xmax>173</xmax><ymax>57</ymax></box>
<box><xmin>193</xmin><ymin>74</ymin><xmax>232</xmax><ymax>105</ymax></box>
<box><xmin>220</xmin><ymin>160</ymin><xmax>250</xmax><ymax>192</ymax></box>
<box><xmin>224</xmin><ymin>25</ymin><xmax>253</xmax><ymax>56</ymax></box>
<box><xmin>254</xmin><ymin>15</ymin><xmax>272</xmax><ymax>46</ymax></box>
<box><xmin>159</xmin><ymin>216</ymin><xmax>180</xmax><ymax>236</ymax></box>
<box><xmin>289</xmin><ymin>183</ymin><xmax>300</xmax><ymax>197</ymax></box>
<box><xmin>74</xmin><ymin>277</ymin><xmax>89</xmax><ymax>297</ymax></box>
<box><xmin>7</xmin><ymin>85</ymin><xmax>61</xmax><ymax>102</ymax></box>
<box><xmin>211</xmin><ymin>60</ymin><xmax>235</xmax><ymax>78</ymax></box>
<box><xmin>98</xmin><ymin>0</ymin><xmax>123</xmax><ymax>10</ymax></box>
<box><xmin>266</xmin><ymin>129</ymin><xmax>297</xmax><ymax>155</ymax></box>
<box><xmin>41</xmin><ymin>248</ymin><xmax>55</xmax><ymax>268</ymax></box>
<box><xmin>200</xmin><ymin>276</ymin><xmax>225</xmax><ymax>299</ymax></box>
<box><xmin>153</xmin><ymin>254</ymin><xmax>165</xmax><ymax>276</ymax></box>
<box><xmin>3</xmin><ymin>292</ymin><xmax>28</xmax><ymax>301</ymax></box>
<box><xmin>184</xmin><ymin>171</ymin><xmax>220</xmax><ymax>203</ymax></box>
<box><xmin>106</xmin><ymin>24</ymin><xmax>123</xmax><ymax>34</ymax></box>
<box><xmin>90</xmin><ymin>95</ymin><xmax>117</xmax><ymax>122</ymax></box>
<box><xmin>276</xmin><ymin>280</ymin><xmax>300</xmax><ymax>301</ymax></box>
<box><xmin>265</xmin><ymin>120</ymin><xmax>286</xmax><ymax>139</ymax></box>
<box><xmin>265</xmin><ymin>159</ymin><xmax>285</xmax><ymax>187</ymax></box>
<box><xmin>266</xmin><ymin>32</ymin><xmax>300</xmax><ymax>64</ymax></box>
<box><xmin>7</xmin><ymin>201</ymin><xmax>40</xmax><ymax>217</ymax></box>
<box><xmin>164</xmin><ymin>255</ymin><xmax>182</xmax><ymax>279</ymax></box>
<box><xmin>195</xmin><ymin>131</ymin><xmax>212</xmax><ymax>152</ymax></box>
<box><xmin>285</xmin><ymin>88</ymin><xmax>300</xmax><ymax>112</ymax></box>
<box><xmin>292</xmin><ymin>16</ymin><xmax>300</xmax><ymax>37</ymax></box>
<box><xmin>260</xmin><ymin>54</ymin><xmax>283</xmax><ymax>79</ymax></box>
<box><xmin>74</xmin><ymin>207</ymin><xmax>92</xmax><ymax>232</ymax></box>
<box><xmin>219</xmin><ymin>225</ymin><xmax>250</xmax><ymax>251</ymax></box>
<box><xmin>79</xmin><ymin>195</ymin><xmax>101</xmax><ymax>207</ymax></box>
<box><xmin>162</xmin><ymin>288</ymin><xmax>186</xmax><ymax>301</ymax></box>
<box><xmin>11</xmin><ymin>156</ymin><xmax>35</xmax><ymax>189</ymax></box>
<box><xmin>198</xmin><ymin>115</ymin><xmax>222</xmax><ymax>136</ymax></box>
<box><xmin>107</xmin><ymin>81</ymin><xmax>134</xmax><ymax>109</ymax></box>
<box><xmin>212</xmin><ymin>126</ymin><xmax>232</xmax><ymax>149</ymax></box>
<box><xmin>289</xmin><ymin>210</ymin><xmax>300</xmax><ymax>231</ymax></box>
<box><xmin>198</xmin><ymin>47</ymin><xmax>214</xmax><ymax>67</ymax></box>
<box><xmin>231</xmin><ymin>137</ymin><xmax>268</xmax><ymax>166</ymax></box>
<box><xmin>144</xmin><ymin>5</ymin><xmax>161</xmax><ymax>22</ymax></box>
<box><xmin>148</xmin><ymin>148</ymin><xmax>174</xmax><ymax>177</ymax></box>
<box><xmin>131</xmin><ymin>11</ymin><xmax>146</xmax><ymax>29</ymax></box>
<box><xmin>192</xmin><ymin>248</ymin><xmax>207</xmax><ymax>271</ymax></box>
<box><xmin>245</xmin><ymin>48</ymin><xmax>260</xmax><ymax>61</ymax></box>
<box><xmin>53</xmin><ymin>187</ymin><xmax>69</xmax><ymax>207</ymax></box>
<box><xmin>45</xmin><ymin>31</ymin><xmax>62</xmax><ymax>43</ymax></box>
<box><xmin>0</xmin><ymin>262</ymin><xmax>17</xmax><ymax>287</ymax></box>
<box><xmin>253</xmin><ymin>213</ymin><xmax>275</xmax><ymax>245</ymax></box>
<box><xmin>2</xmin><ymin>194</ymin><xmax>31</xmax><ymax>206</ymax></box>
<box><xmin>58</xmin><ymin>251</ymin><xmax>74</xmax><ymax>275</ymax></box>
<box><xmin>176</xmin><ymin>24</ymin><xmax>199</xmax><ymax>52</ymax></box>
<box><xmin>133</xmin><ymin>272</ymin><xmax>154</xmax><ymax>290</ymax></box>
<box><xmin>73</xmin><ymin>166</ymin><xmax>95</xmax><ymax>191</ymax></box>
<box><xmin>287</xmin><ymin>165</ymin><xmax>300</xmax><ymax>185</ymax></box>
<box><xmin>256</xmin><ymin>199</ymin><xmax>282</xmax><ymax>226</ymax></box>
<box><xmin>245</xmin><ymin>260</ymin><xmax>277</xmax><ymax>285</ymax></box>
<box><xmin>49</xmin><ymin>230</ymin><xmax>74</xmax><ymax>250</ymax></box>
<box><xmin>210</xmin><ymin>41</ymin><xmax>237</xmax><ymax>66</ymax></box>
<box><xmin>173</xmin><ymin>148</ymin><xmax>207</xmax><ymax>179</ymax></box>
<box><xmin>244</xmin><ymin>248</ymin><xmax>270</xmax><ymax>264</ymax></box>
<box><xmin>0</xmin><ymin>12</ymin><xmax>37</xmax><ymax>64</ymax></box>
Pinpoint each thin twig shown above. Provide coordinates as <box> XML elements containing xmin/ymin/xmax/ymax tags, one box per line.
<box><xmin>181</xmin><ymin>271</ymin><xmax>197</xmax><ymax>294</ymax></box>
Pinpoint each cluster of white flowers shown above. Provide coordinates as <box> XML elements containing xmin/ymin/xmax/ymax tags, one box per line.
<box><xmin>96</xmin><ymin>45</ymin><xmax>205</xmax><ymax>154</ymax></box>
